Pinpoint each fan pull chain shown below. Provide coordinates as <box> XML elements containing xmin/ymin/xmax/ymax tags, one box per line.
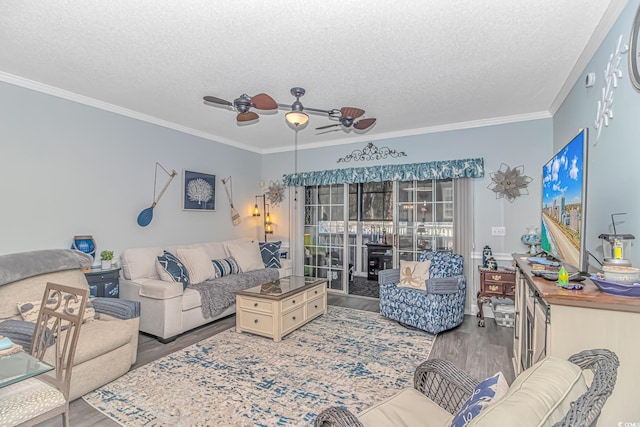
<box><xmin>294</xmin><ymin>130</ymin><xmax>299</xmax><ymax>202</ymax></box>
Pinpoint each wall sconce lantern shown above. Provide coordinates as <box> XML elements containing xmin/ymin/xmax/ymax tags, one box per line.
<box><xmin>253</xmin><ymin>194</ymin><xmax>273</xmax><ymax>241</ymax></box>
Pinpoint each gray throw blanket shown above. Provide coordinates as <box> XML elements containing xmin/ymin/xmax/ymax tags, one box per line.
<box><xmin>92</xmin><ymin>298</ymin><xmax>140</xmax><ymax>320</ymax></box>
<box><xmin>189</xmin><ymin>268</ymin><xmax>280</xmax><ymax>318</ymax></box>
<box><xmin>0</xmin><ymin>249</ymin><xmax>93</xmax><ymax>287</ymax></box>
<box><xmin>426</xmin><ymin>276</ymin><xmax>461</xmax><ymax>294</ymax></box>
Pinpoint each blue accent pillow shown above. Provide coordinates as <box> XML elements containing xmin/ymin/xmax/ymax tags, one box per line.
<box><xmin>259</xmin><ymin>241</ymin><xmax>281</xmax><ymax>268</ymax></box>
<box><xmin>211</xmin><ymin>257</ymin><xmax>240</xmax><ymax>277</ymax></box>
<box><xmin>450</xmin><ymin>372</ymin><xmax>508</xmax><ymax>427</ymax></box>
<box><xmin>157</xmin><ymin>250</ymin><xmax>190</xmax><ymax>289</ymax></box>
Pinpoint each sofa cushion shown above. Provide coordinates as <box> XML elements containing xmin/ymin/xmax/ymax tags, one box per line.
<box><xmin>176</xmin><ymin>247</ymin><xmax>216</xmax><ymax>285</ymax></box>
<box><xmin>358</xmin><ymin>387</ymin><xmax>453</xmax><ymax>427</ymax></box>
<box><xmin>181</xmin><ymin>288</ymin><xmax>202</xmax><ymax>311</ymax></box>
<box><xmin>470</xmin><ymin>356</ymin><xmax>588</xmax><ymax>427</ymax></box>
<box><xmin>226</xmin><ymin>240</ymin><xmax>265</xmax><ymax>272</ymax></box>
<box><xmin>48</xmin><ymin>319</ymin><xmax>131</xmax><ymax>366</ymax></box>
<box><xmin>122</xmin><ymin>246</ymin><xmax>165</xmax><ymax>280</ymax></box>
<box><xmin>137</xmin><ymin>278</ymin><xmax>185</xmax><ymax>300</ymax></box>
<box><xmin>17</xmin><ymin>298</ymin><xmax>96</xmax><ymax>326</ymax></box>
<box><xmin>211</xmin><ymin>257</ymin><xmax>240</xmax><ymax>277</ymax></box>
<box><xmin>189</xmin><ymin>241</ymin><xmax>227</xmax><ymax>260</ymax></box>
<box><xmin>451</xmin><ymin>372</ymin><xmax>508</xmax><ymax>427</ymax></box>
<box><xmin>398</xmin><ymin>260</ymin><xmax>431</xmax><ymax>290</ymax></box>
<box><xmin>156</xmin><ymin>250</ymin><xmax>190</xmax><ymax>289</ymax></box>
<box><xmin>0</xmin><ymin>270</ymin><xmax>90</xmax><ymax>321</ymax></box>
<box><xmin>259</xmin><ymin>241</ymin><xmax>282</xmax><ymax>268</ymax></box>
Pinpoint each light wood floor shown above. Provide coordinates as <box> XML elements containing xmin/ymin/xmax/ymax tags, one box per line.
<box><xmin>37</xmin><ymin>295</ymin><xmax>513</xmax><ymax>427</ymax></box>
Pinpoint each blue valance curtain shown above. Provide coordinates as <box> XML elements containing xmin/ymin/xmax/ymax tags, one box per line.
<box><xmin>282</xmin><ymin>158</ymin><xmax>484</xmax><ymax>186</ymax></box>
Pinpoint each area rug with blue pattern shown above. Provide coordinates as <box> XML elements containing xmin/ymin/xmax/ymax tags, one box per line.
<box><xmin>83</xmin><ymin>306</ymin><xmax>435</xmax><ymax>426</ymax></box>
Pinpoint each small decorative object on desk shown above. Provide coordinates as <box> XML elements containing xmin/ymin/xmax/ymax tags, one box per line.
<box><xmin>521</xmin><ymin>226</ymin><xmax>541</xmax><ymax>256</ymax></box>
<box><xmin>558</xmin><ymin>282</ymin><xmax>585</xmax><ymax>290</ymax></box>
<box><xmin>482</xmin><ymin>245</ymin><xmax>492</xmax><ymax>268</ymax></box>
<box><xmin>591</xmin><ymin>274</ymin><xmax>640</xmax><ymax>297</ymax></box>
<box><xmin>486</xmin><ymin>256</ymin><xmax>498</xmax><ymax>270</ymax></box>
<box><xmin>100</xmin><ymin>250</ymin><xmax>114</xmax><ymax>270</ymax></box>
<box><xmin>557</xmin><ymin>265</ymin><xmax>569</xmax><ymax>286</ymax></box>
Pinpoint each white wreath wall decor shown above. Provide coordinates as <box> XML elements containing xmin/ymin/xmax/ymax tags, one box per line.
<box><xmin>594</xmin><ymin>34</ymin><xmax>628</xmax><ymax>143</ymax></box>
<box><xmin>265</xmin><ymin>180</ymin><xmax>286</xmax><ymax>207</ymax></box>
<box><xmin>487</xmin><ymin>163</ymin><xmax>532</xmax><ymax>203</ymax></box>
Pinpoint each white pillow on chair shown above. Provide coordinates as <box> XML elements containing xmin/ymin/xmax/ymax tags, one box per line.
<box><xmin>397</xmin><ymin>260</ymin><xmax>431</xmax><ymax>290</ymax></box>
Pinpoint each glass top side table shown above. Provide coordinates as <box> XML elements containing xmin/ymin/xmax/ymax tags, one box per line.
<box><xmin>0</xmin><ymin>351</ymin><xmax>54</xmax><ymax>388</ymax></box>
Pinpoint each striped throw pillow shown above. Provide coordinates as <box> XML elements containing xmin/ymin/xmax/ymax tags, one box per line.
<box><xmin>211</xmin><ymin>257</ymin><xmax>240</xmax><ymax>278</ymax></box>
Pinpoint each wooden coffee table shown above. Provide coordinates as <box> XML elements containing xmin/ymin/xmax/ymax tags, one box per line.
<box><xmin>235</xmin><ymin>276</ymin><xmax>327</xmax><ymax>341</ymax></box>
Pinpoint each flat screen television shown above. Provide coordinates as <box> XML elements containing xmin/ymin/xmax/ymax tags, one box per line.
<box><xmin>540</xmin><ymin>128</ymin><xmax>589</xmax><ymax>273</ymax></box>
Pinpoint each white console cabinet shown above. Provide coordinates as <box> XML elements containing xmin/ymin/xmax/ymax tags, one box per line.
<box><xmin>513</xmin><ymin>255</ymin><xmax>640</xmax><ymax>426</ymax></box>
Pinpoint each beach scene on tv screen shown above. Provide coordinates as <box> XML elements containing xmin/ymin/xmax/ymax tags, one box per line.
<box><xmin>541</xmin><ymin>134</ymin><xmax>584</xmax><ymax>268</ymax></box>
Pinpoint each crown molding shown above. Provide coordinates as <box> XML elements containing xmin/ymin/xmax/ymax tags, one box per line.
<box><xmin>262</xmin><ymin>111</ymin><xmax>552</xmax><ymax>154</ymax></box>
<box><xmin>2</xmin><ymin>71</ymin><xmax>551</xmax><ymax>156</ymax></box>
<box><xmin>0</xmin><ymin>72</ymin><xmax>263</xmax><ymax>154</ymax></box>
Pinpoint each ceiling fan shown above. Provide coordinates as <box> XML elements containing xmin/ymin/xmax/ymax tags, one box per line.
<box><xmin>202</xmin><ymin>87</ymin><xmax>376</xmax><ymax>131</ymax></box>
<box><xmin>203</xmin><ymin>93</ymin><xmax>277</xmax><ymax>123</ymax></box>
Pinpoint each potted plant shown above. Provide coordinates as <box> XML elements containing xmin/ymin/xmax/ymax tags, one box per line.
<box><xmin>100</xmin><ymin>250</ymin><xmax>114</xmax><ymax>270</ymax></box>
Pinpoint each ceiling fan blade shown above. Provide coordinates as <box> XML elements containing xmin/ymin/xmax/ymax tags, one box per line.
<box><xmin>340</xmin><ymin>107</ymin><xmax>365</xmax><ymax>119</ymax></box>
<box><xmin>237</xmin><ymin>111</ymin><xmax>259</xmax><ymax>122</ymax></box>
<box><xmin>203</xmin><ymin>96</ymin><xmax>233</xmax><ymax>107</ymax></box>
<box><xmin>316</xmin><ymin>123</ymin><xmax>341</xmax><ymax>130</ymax></box>
<box><xmin>354</xmin><ymin>118</ymin><xmax>376</xmax><ymax>130</ymax></box>
<box><xmin>251</xmin><ymin>93</ymin><xmax>278</xmax><ymax>111</ymax></box>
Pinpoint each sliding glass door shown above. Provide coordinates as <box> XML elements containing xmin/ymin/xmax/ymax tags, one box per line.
<box><xmin>302</xmin><ymin>179</ymin><xmax>454</xmax><ymax>295</ymax></box>
<box><xmin>397</xmin><ymin>179</ymin><xmax>454</xmax><ymax>261</ymax></box>
<box><xmin>303</xmin><ymin>185</ymin><xmax>347</xmax><ymax>291</ymax></box>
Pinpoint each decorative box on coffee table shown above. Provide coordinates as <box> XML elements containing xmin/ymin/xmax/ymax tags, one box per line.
<box><xmin>235</xmin><ymin>276</ymin><xmax>327</xmax><ymax>342</ymax></box>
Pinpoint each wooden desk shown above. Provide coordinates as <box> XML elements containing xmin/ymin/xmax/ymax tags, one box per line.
<box><xmin>476</xmin><ymin>267</ymin><xmax>516</xmax><ymax>326</ymax></box>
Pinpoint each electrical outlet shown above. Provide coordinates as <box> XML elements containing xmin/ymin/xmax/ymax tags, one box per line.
<box><xmin>491</xmin><ymin>226</ymin><xmax>506</xmax><ymax>236</ymax></box>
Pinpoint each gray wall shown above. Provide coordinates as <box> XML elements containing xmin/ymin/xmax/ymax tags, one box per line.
<box><xmin>554</xmin><ymin>0</ymin><xmax>640</xmax><ymax>268</ymax></box>
<box><xmin>0</xmin><ymin>82</ymin><xmax>264</xmax><ymax>261</ymax></box>
<box><xmin>262</xmin><ymin>119</ymin><xmax>553</xmax><ymax>262</ymax></box>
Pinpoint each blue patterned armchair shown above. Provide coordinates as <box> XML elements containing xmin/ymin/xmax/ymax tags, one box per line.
<box><xmin>378</xmin><ymin>251</ymin><xmax>466</xmax><ymax>334</ymax></box>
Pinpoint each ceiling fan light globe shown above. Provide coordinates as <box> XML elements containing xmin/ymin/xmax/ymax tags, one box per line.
<box><xmin>286</xmin><ymin>111</ymin><xmax>309</xmax><ymax>126</ymax></box>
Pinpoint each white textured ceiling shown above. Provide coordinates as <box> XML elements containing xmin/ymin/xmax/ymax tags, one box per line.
<box><xmin>0</xmin><ymin>1</ymin><xmax>626</xmax><ymax>153</ymax></box>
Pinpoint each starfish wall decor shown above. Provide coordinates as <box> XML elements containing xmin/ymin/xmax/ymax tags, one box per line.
<box><xmin>265</xmin><ymin>180</ymin><xmax>286</xmax><ymax>207</ymax></box>
<box><xmin>487</xmin><ymin>163</ymin><xmax>532</xmax><ymax>203</ymax></box>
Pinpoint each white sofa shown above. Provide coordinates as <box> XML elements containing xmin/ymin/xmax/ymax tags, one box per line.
<box><xmin>119</xmin><ymin>239</ymin><xmax>292</xmax><ymax>342</ymax></box>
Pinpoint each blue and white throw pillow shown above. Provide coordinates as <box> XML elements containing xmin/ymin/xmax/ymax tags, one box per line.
<box><xmin>156</xmin><ymin>250</ymin><xmax>190</xmax><ymax>289</ymax></box>
<box><xmin>259</xmin><ymin>241</ymin><xmax>281</xmax><ymax>268</ymax></box>
<box><xmin>211</xmin><ymin>257</ymin><xmax>240</xmax><ymax>278</ymax></box>
<box><xmin>450</xmin><ymin>372</ymin><xmax>509</xmax><ymax>427</ymax></box>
